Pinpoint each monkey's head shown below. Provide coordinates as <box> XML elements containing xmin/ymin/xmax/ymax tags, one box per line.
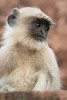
<box><xmin>6</xmin><ymin>7</ymin><xmax>54</xmax><ymax>50</ymax></box>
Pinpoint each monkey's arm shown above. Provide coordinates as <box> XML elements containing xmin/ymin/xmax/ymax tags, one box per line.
<box><xmin>33</xmin><ymin>46</ymin><xmax>61</xmax><ymax>91</ymax></box>
<box><xmin>46</xmin><ymin>47</ymin><xmax>61</xmax><ymax>89</ymax></box>
<box><xmin>44</xmin><ymin>46</ymin><xmax>61</xmax><ymax>89</ymax></box>
<box><xmin>0</xmin><ymin>46</ymin><xmax>17</xmax><ymax>92</ymax></box>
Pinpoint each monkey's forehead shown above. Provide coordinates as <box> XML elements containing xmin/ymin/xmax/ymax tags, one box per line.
<box><xmin>19</xmin><ymin>7</ymin><xmax>49</xmax><ymax>19</ymax></box>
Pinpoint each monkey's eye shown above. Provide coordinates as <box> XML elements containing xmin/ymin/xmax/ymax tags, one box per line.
<box><xmin>35</xmin><ymin>23</ymin><xmax>41</xmax><ymax>27</ymax></box>
<box><xmin>45</xmin><ymin>27</ymin><xmax>49</xmax><ymax>32</ymax></box>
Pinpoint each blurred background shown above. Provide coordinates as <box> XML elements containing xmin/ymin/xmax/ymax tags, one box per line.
<box><xmin>0</xmin><ymin>0</ymin><xmax>67</xmax><ymax>90</ymax></box>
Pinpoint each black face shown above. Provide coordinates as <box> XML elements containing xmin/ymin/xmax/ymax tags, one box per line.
<box><xmin>30</xmin><ymin>18</ymin><xmax>51</xmax><ymax>41</ymax></box>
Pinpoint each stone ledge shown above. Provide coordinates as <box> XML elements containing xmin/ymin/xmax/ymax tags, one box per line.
<box><xmin>0</xmin><ymin>90</ymin><xmax>67</xmax><ymax>100</ymax></box>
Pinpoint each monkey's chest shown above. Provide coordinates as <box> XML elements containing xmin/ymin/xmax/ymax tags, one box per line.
<box><xmin>7</xmin><ymin>52</ymin><xmax>45</xmax><ymax>91</ymax></box>
<box><xmin>21</xmin><ymin>51</ymin><xmax>45</xmax><ymax>72</ymax></box>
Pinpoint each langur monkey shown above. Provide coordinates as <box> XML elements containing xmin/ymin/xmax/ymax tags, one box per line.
<box><xmin>0</xmin><ymin>7</ymin><xmax>61</xmax><ymax>92</ymax></box>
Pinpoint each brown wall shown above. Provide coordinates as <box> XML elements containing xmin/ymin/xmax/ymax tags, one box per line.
<box><xmin>0</xmin><ymin>0</ymin><xmax>67</xmax><ymax>90</ymax></box>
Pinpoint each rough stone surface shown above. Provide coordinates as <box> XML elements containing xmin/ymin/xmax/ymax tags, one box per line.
<box><xmin>0</xmin><ymin>0</ymin><xmax>67</xmax><ymax>96</ymax></box>
<box><xmin>0</xmin><ymin>91</ymin><xmax>67</xmax><ymax>100</ymax></box>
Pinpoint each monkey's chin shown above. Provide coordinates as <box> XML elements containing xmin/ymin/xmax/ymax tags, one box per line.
<box><xmin>32</xmin><ymin>35</ymin><xmax>45</xmax><ymax>42</ymax></box>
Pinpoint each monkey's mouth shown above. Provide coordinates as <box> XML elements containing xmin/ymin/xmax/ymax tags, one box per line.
<box><xmin>32</xmin><ymin>34</ymin><xmax>45</xmax><ymax>41</ymax></box>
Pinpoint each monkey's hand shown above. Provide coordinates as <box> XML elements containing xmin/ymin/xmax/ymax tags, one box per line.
<box><xmin>33</xmin><ymin>72</ymin><xmax>50</xmax><ymax>91</ymax></box>
<box><xmin>0</xmin><ymin>85</ymin><xmax>16</xmax><ymax>92</ymax></box>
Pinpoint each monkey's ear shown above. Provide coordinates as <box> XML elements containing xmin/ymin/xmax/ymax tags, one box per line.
<box><xmin>49</xmin><ymin>19</ymin><xmax>55</xmax><ymax>27</ymax></box>
<box><xmin>7</xmin><ymin>8</ymin><xmax>20</xmax><ymax>27</ymax></box>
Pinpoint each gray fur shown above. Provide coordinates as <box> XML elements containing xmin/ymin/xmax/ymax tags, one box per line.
<box><xmin>7</xmin><ymin>8</ymin><xmax>19</xmax><ymax>27</ymax></box>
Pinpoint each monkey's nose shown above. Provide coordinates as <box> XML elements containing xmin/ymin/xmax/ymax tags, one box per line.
<box><xmin>41</xmin><ymin>31</ymin><xmax>42</xmax><ymax>34</ymax></box>
<box><xmin>40</xmin><ymin>30</ymin><xmax>45</xmax><ymax>35</ymax></box>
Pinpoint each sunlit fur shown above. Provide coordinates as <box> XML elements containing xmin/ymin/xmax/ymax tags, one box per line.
<box><xmin>0</xmin><ymin>7</ymin><xmax>61</xmax><ymax>92</ymax></box>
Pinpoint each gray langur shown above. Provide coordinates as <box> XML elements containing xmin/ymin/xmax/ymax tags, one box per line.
<box><xmin>0</xmin><ymin>7</ymin><xmax>61</xmax><ymax>92</ymax></box>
